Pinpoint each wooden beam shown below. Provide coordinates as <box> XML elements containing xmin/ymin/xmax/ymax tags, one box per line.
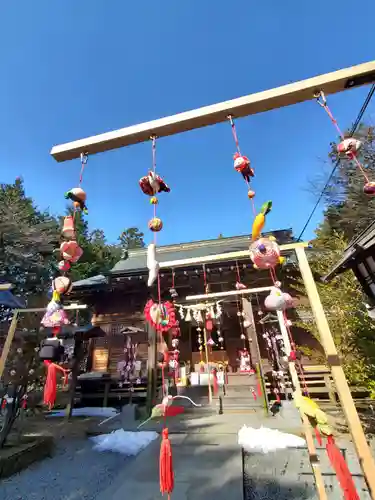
<box><xmin>160</xmin><ymin>242</ymin><xmax>309</xmax><ymax>270</ymax></box>
<box><xmin>51</xmin><ymin>61</ymin><xmax>375</xmax><ymax>162</ymax></box>
<box><xmin>185</xmin><ymin>286</ymin><xmax>273</xmax><ymax>302</ymax></box>
<box><xmin>0</xmin><ymin>310</ymin><xmax>19</xmax><ymax>379</ymax></box>
<box><xmin>295</xmin><ymin>246</ymin><xmax>375</xmax><ymax>497</ymax></box>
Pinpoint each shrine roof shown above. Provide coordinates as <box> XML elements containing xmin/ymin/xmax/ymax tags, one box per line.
<box><xmin>110</xmin><ymin>229</ymin><xmax>294</xmax><ymax>275</ymax></box>
<box><xmin>323</xmin><ymin>220</ymin><xmax>375</xmax><ymax>281</ymax></box>
<box><xmin>72</xmin><ymin>229</ymin><xmax>295</xmax><ymax>289</ymax></box>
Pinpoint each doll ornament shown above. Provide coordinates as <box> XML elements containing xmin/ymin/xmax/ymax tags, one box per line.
<box><xmin>233</xmin><ymin>153</ymin><xmax>254</xmax><ymax>183</ymax></box>
<box><xmin>139</xmin><ymin>172</ymin><xmax>170</xmax><ymax>196</ymax></box>
<box><xmin>65</xmin><ymin>188</ymin><xmax>88</xmax><ymax>214</ymax></box>
<box><xmin>60</xmin><ymin>240</ymin><xmax>83</xmax><ymax>263</ymax></box>
<box><xmin>337</xmin><ymin>138</ymin><xmax>362</xmax><ymax>159</ymax></box>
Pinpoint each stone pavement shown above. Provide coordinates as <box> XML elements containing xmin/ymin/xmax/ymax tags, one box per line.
<box><xmin>93</xmin><ymin>402</ymin><xmax>372</xmax><ymax>500</ymax></box>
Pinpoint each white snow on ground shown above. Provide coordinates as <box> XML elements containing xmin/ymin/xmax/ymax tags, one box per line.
<box><xmin>238</xmin><ymin>425</ymin><xmax>306</xmax><ymax>454</ymax></box>
<box><xmin>47</xmin><ymin>407</ymin><xmax>118</xmax><ymax>418</ymax></box>
<box><xmin>90</xmin><ymin>429</ymin><xmax>159</xmax><ymax>455</ymax></box>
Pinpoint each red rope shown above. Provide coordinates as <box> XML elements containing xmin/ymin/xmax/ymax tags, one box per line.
<box><xmin>250</xmin><ymin>198</ymin><xmax>256</xmax><ymax>216</ymax></box>
<box><xmin>79</xmin><ymin>155</ymin><xmax>86</xmax><ymax>186</ymax></box>
<box><xmin>316</xmin><ymin>94</ymin><xmax>370</xmax><ymax>184</ymax></box>
<box><xmin>267</xmin><ymin>269</ymin><xmax>359</xmax><ymax>498</ymax></box>
<box><xmin>152</xmin><ymin>137</ymin><xmax>158</xmax><ymax>242</ymax></box>
<box><xmin>235</xmin><ymin>261</ymin><xmax>241</xmax><ymax>283</ymax></box>
<box><xmin>326</xmin><ymin>436</ymin><xmax>360</xmax><ymax>500</ymax></box>
<box><xmin>228</xmin><ymin>115</ymin><xmax>241</xmax><ymax>155</ymax></box>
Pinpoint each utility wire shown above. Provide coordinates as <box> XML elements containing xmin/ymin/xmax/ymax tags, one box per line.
<box><xmin>297</xmin><ymin>83</ymin><xmax>375</xmax><ymax>242</ymax></box>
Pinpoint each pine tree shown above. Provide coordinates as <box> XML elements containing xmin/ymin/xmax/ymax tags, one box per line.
<box><xmin>119</xmin><ymin>227</ymin><xmax>145</xmax><ymax>250</ymax></box>
<box><xmin>318</xmin><ymin>125</ymin><xmax>375</xmax><ymax>240</ymax></box>
<box><xmin>0</xmin><ymin>178</ymin><xmax>59</xmax><ymax>313</ymax></box>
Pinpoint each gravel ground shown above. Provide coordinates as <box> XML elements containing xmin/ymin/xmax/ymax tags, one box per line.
<box><xmin>0</xmin><ymin>437</ymin><xmax>129</xmax><ymax>500</ymax></box>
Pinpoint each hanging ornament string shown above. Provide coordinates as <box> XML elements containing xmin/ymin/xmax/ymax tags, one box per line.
<box><xmin>145</xmin><ymin>136</ymin><xmax>174</xmax><ymax>500</ymax></box>
<box><xmin>228</xmin><ymin>115</ymin><xmax>256</xmax><ymax>215</ymax></box>
<box><xmin>255</xmin><ymin>292</ymin><xmax>280</xmax><ymax>400</ymax></box>
<box><xmin>235</xmin><ymin>261</ymin><xmax>248</xmax><ymax>351</ymax></box>
<box><xmin>79</xmin><ymin>152</ymin><xmax>88</xmax><ymax>187</ymax></box>
<box><xmin>316</xmin><ymin>91</ymin><xmax>370</xmax><ymax>185</ymax></box>
<box><xmin>151</xmin><ymin>136</ymin><xmax>158</xmax><ymax>243</ymax></box>
<box><xmin>229</xmin><ymin>115</ymin><xmax>241</xmax><ymax>155</ymax></box>
<box><xmin>73</xmin><ymin>153</ymin><xmax>88</xmax><ymax>224</ymax></box>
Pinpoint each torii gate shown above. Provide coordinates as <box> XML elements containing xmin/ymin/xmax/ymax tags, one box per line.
<box><xmin>50</xmin><ymin>61</ymin><xmax>375</xmax><ymax>498</ymax></box>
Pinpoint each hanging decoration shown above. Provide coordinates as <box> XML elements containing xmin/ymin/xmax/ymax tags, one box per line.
<box><xmin>144</xmin><ymin>299</ymin><xmax>176</xmax><ymax>333</ymax></box>
<box><xmin>316</xmin><ymin>90</ymin><xmax>374</xmax><ymax>197</ymax></box>
<box><xmin>139</xmin><ymin>137</ymin><xmax>175</xmax><ymax>498</ymax></box>
<box><xmin>249</xmin><ymin>236</ymin><xmax>282</xmax><ymax>269</ymax></box>
<box><xmin>228</xmin><ymin>115</ymin><xmax>256</xmax><ymax>216</ymax></box>
<box><xmin>295</xmin><ymin>394</ymin><xmax>360</xmax><ymax>500</ymax></box>
<box><xmin>264</xmin><ymin>286</ymin><xmax>294</xmax><ymax>311</ymax></box>
<box><xmin>43</xmin><ymin>360</ymin><xmax>69</xmax><ymax>410</ymax></box>
<box><xmin>251</xmin><ymin>201</ymin><xmax>272</xmax><ymax>241</ymax></box>
<box><xmin>140</xmin><ymin>137</ymin><xmax>170</xmax><ymax>288</ymax></box>
<box><xmin>169</xmin><ymin>270</ymin><xmax>178</xmax><ymax>300</ymax></box>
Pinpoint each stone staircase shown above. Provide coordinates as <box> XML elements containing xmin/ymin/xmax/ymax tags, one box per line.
<box><xmin>214</xmin><ymin>373</ymin><xmax>266</xmax><ymax>413</ymax></box>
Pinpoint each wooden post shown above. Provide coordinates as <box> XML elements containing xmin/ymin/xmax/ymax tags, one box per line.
<box><xmin>277</xmin><ymin>310</ymin><xmax>328</xmax><ymax>500</ymax></box>
<box><xmin>295</xmin><ymin>246</ymin><xmax>375</xmax><ymax>497</ymax></box>
<box><xmin>65</xmin><ymin>339</ymin><xmax>84</xmax><ymax>419</ymax></box>
<box><xmin>146</xmin><ymin>322</ymin><xmax>157</xmax><ymax>416</ymax></box>
<box><xmin>242</xmin><ymin>297</ymin><xmax>269</xmax><ymax>413</ymax></box>
<box><xmin>0</xmin><ymin>310</ymin><xmax>20</xmax><ymax>378</ymax></box>
<box><xmin>241</xmin><ymin>298</ymin><xmax>258</xmax><ymax>369</ymax></box>
<box><xmin>203</xmin><ymin>326</ymin><xmax>213</xmax><ymax>404</ymax></box>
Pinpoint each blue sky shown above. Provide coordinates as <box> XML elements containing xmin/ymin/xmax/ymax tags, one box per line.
<box><xmin>1</xmin><ymin>1</ymin><xmax>375</xmax><ymax>246</ymax></box>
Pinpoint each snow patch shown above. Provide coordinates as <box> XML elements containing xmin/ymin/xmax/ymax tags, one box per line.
<box><xmin>238</xmin><ymin>425</ymin><xmax>306</xmax><ymax>454</ymax></box>
<box><xmin>90</xmin><ymin>429</ymin><xmax>159</xmax><ymax>456</ymax></box>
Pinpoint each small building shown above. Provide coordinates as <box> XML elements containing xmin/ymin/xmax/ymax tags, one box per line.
<box><xmin>323</xmin><ymin>221</ymin><xmax>375</xmax><ymax>316</ymax></box>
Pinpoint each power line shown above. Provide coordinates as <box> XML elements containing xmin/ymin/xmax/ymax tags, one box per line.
<box><xmin>297</xmin><ymin>83</ymin><xmax>375</xmax><ymax>242</ymax></box>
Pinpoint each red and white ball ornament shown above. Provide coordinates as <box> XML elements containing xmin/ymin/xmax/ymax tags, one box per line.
<box><xmin>249</xmin><ymin>237</ymin><xmax>281</xmax><ymax>269</ymax></box>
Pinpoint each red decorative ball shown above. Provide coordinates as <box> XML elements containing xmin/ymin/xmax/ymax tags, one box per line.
<box><xmin>364</xmin><ymin>182</ymin><xmax>375</xmax><ymax>196</ymax></box>
<box><xmin>148</xmin><ymin>217</ymin><xmax>163</xmax><ymax>232</ymax></box>
<box><xmin>247</xmin><ymin>190</ymin><xmax>255</xmax><ymax>199</ymax></box>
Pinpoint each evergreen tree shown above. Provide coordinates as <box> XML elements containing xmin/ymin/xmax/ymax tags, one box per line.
<box><xmin>317</xmin><ymin>125</ymin><xmax>375</xmax><ymax>240</ymax></box>
<box><xmin>293</xmin><ymin>231</ymin><xmax>375</xmax><ymax>395</ymax></box>
<box><xmin>0</xmin><ymin>178</ymin><xmax>59</xmax><ymax>306</ymax></box>
<box><xmin>119</xmin><ymin>227</ymin><xmax>145</xmax><ymax>251</ymax></box>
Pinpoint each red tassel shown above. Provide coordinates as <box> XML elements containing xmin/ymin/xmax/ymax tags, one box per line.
<box><xmin>314</xmin><ymin>427</ymin><xmax>323</xmax><ymax>446</ymax></box>
<box><xmin>257</xmin><ymin>381</ymin><xmax>262</xmax><ymax>397</ymax></box>
<box><xmin>1</xmin><ymin>398</ymin><xmax>6</xmax><ymax>409</ymax></box>
<box><xmin>165</xmin><ymin>406</ymin><xmax>184</xmax><ymax>417</ymax></box>
<box><xmin>43</xmin><ymin>361</ymin><xmax>66</xmax><ymax>409</ymax></box>
<box><xmin>326</xmin><ymin>436</ymin><xmax>359</xmax><ymax>500</ymax></box>
<box><xmin>160</xmin><ymin>428</ymin><xmax>174</xmax><ymax>497</ymax></box>
<box><xmin>43</xmin><ymin>361</ymin><xmax>58</xmax><ymax>409</ymax></box>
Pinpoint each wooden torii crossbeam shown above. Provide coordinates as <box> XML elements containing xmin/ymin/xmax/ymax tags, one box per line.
<box><xmin>51</xmin><ymin>61</ymin><xmax>375</xmax><ymax>161</ymax></box>
<box><xmin>49</xmin><ymin>61</ymin><xmax>375</xmax><ymax>499</ymax></box>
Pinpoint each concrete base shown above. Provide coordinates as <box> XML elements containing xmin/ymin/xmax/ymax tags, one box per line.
<box><xmin>0</xmin><ymin>435</ymin><xmax>54</xmax><ymax>479</ymax></box>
